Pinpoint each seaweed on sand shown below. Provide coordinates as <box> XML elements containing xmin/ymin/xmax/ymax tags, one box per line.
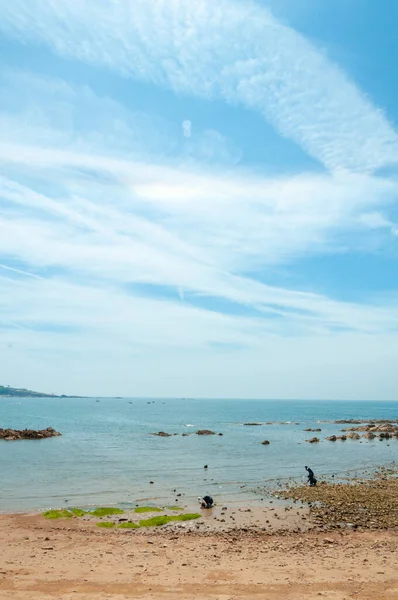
<box><xmin>139</xmin><ymin>513</ymin><xmax>201</xmax><ymax>527</ymax></box>
<box><xmin>70</xmin><ymin>508</ymin><xmax>87</xmax><ymax>517</ymax></box>
<box><xmin>91</xmin><ymin>507</ymin><xmax>124</xmax><ymax>517</ymax></box>
<box><xmin>43</xmin><ymin>509</ymin><xmax>73</xmax><ymax>519</ymax></box>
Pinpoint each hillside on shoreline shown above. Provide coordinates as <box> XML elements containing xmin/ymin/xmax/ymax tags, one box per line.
<box><xmin>0</xmin><ymin>385</ymin><xmax>80</xmax><ymax>398</ymax></box>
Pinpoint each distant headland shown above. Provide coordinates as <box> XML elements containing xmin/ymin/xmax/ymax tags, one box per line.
<box><xmin>0</xmin><ymin>385</ymin><xmax>81</xmax><ymax>398</ymax></box>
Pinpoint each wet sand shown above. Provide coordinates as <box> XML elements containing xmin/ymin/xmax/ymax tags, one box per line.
<box><xmin>0</xmin><ymin>503</ymin><xmax>397</xmax><ymax>600</ymax></box>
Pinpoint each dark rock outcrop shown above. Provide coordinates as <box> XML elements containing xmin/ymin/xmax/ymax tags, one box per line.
<box><xmin>151</xmin><ymin>431</ymin><xmax>172</xmax><ymax>437</ymax></box>
<box><xmin>0</xmin><ymin>427</ymin><xmax>61</xmax><ymax>441</ymax></box>
<box><xmin>306</xmin><ymin>437</ymin><xmax>320</xmax><ymax>443</ymax></box>
<box><xmin>346</xmin><ymin>432</ymin><xmax>361</xmax><ymax>440</ymax></box>
<box><xmin>261</xmin><ymin>440</ymin><xmax>270</xmax><ymax>445</ymax></box>
<box><xmin>196</xmin><ymin>429</ymin><xmax>216</xmax><ymax>435</ymax></box>
<box><xmin>334</xmin><ymin>419</ymin><xmax>363</xmax><ymax>424</ymax></box>
<box><xmin>344</xmin><ymin>423</ymin><xmax>398</xmax><ymax>434</ymax></box>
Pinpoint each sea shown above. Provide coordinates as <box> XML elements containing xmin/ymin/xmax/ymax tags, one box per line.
<box><xmin>1</xmin><ymin>397</ymin><xmax>397</xmax><ymax>513</ymax></box>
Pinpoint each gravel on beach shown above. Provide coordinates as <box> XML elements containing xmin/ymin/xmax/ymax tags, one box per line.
<box><xmin>280</xmin><ymin>469</ymin><xmax>398</xmax><ymax>531</ymax></box>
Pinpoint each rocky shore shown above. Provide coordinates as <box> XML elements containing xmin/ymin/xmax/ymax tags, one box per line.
<box><xmin>277</xmin><ymin>467</ymin><xmax>398</xmax><ymax>531</ymax></box>
<box><xmin>304</xmin><ymin>420</ymin><xmax>398</xmax><ymax>442</ymax></box>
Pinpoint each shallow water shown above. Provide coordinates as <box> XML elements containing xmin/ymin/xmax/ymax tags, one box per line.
<box><xmin>1</xmin><ymin>397</ymin><xmax>397</xmax><ymax>512</ymax></box>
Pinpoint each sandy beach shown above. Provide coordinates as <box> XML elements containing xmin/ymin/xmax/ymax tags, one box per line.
<box><xmin>1</xmin><ymin>490</ymin><xmax>397</xmax><ymax>600</ymax></box>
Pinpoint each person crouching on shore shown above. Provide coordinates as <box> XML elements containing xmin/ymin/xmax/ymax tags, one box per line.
<box><xmin>198</xmin><ymin>495</ymin><xmax>214</xmax><ymax>508</ymax></box>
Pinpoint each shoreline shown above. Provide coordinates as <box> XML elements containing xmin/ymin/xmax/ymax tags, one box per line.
<box><xmin>1</xmin><ymin>460</ymin><xmax>395</xmax><ymax>516</ymax></box>
<box><xmin>2</xmin><ymin>465</ymin><xmax>397</xmax><ymax>531</ymax></box>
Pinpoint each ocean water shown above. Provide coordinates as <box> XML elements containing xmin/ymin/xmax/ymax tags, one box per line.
<box><xmin>1</xmin><ymin>398</ymin><xmax>397</xmax><ymax>512</ymax></box>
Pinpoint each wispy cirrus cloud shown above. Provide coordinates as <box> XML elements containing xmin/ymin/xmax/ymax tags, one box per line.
<box><xmin>0</xmin><ymin>0</ymin><xmax>397</xmax><ymax>172</ymax></box>
<box><xmin>1</xmin><ymin>144</ymin><xmax>398</xmax><ymax>338</ymax></box>
<box><xmin>0</xmin><ymin>3</ymin><xmax>397</xmax><ymax>398</ymax></box>
<box><xmin>0</xmin><ymin>73</ymin><xmax>396</xmax><ymax>324</ymax></box>
<box><xmin>0</xmin><ymin>71</ymin><xmax>395</xmax><ymax>267</ymax></box>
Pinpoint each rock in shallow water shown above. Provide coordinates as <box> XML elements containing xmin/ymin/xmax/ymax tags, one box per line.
<box><xmin>0</xmin><ymin>427</ymin><xmax>61</xmax><ymax>441</ymax></box>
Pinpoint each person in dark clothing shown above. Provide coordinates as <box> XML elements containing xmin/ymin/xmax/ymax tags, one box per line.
<box><xmin>198</xmin><ymin>495</ymin><xmax>214</xmax><ymax>508</ymax></box>
<box><xmin>305</xmin><ymin>466</ymin><xmax>317</xmax><ymax>486</ymax></box>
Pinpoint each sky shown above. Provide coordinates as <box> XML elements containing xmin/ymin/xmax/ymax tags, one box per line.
<box><xmin>0</xmin><ymin>0</ymin><xmax>397</xmax><ymax>400</ymax></box>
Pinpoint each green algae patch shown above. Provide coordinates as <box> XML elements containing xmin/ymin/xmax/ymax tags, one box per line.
<box><xmin>43</xmin><ymin>509</ymin><xmax>72</xmax><ymax>519</ymax></box>
<box><xmin>139</xmin><ymin>513</ymin><xmax>201</xmax><ymax>528</ymax></box>
<box><xmin>174</xmin><ymin>513</ymin><xmax>201</xmax><ymax>521</ymax></box>
<box><xmin>96</xmin><ymin>522</ymin><xmax>115</xmax><ymax>528</ymax></box>
<box><xmin>70</xmin><ymin>508</ymin><xmax>87</xmax><ymax>517</ymax></box>
<box><xmin>134</xmin><ymin>506</ymin><xmax>162</xmax><ymax>514</ymax></box>
<box><xmin>118</xmin><ymin>522</ymin><xmax>140</xmax><ymax>529</ymax></box>
<box><xmin>91</xmin><ymin>507</ymin><xmax>124</xmax><ymax>517</ymax></box>
<box><xmin>139</xmin><ymin>515</ymin><xmax>173</xmax><ymax>527</ymax></box>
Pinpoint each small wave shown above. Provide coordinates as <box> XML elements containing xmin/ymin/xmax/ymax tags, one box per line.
<box><xmin>185</xmin><ymin>424</ymin><xmax>195</xmax><ymax>427</ymax></box>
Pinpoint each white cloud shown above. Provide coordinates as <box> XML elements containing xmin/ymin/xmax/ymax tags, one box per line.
<box><xmin>1</xmin><ymin>145</ymin><xmax>398</xmax><ymax>339</ymax></box>
<box><xmin>0</xmin><ymin>275</ymin><xmax>270</xmax><ymax>349</ymax></box>
<box><xmin>1</xmin><ymin>139</ymin><xmax>396</xmax><ymax>273</ymax></box>
<box><xmin>0</xmin><ymin>72</ymin><xmax>396</xmax><ymax>310</ymax></box>
<box><xmin>0</xmin><ymin>0</ymin><xmax>397</xmax><ymax>172</ymax></box>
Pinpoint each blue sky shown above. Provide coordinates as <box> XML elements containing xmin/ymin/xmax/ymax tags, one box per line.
<box><xmin>0</xmin><ymin>0</ymin><xmax>397</xmax><ymax>399</ymax></box>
